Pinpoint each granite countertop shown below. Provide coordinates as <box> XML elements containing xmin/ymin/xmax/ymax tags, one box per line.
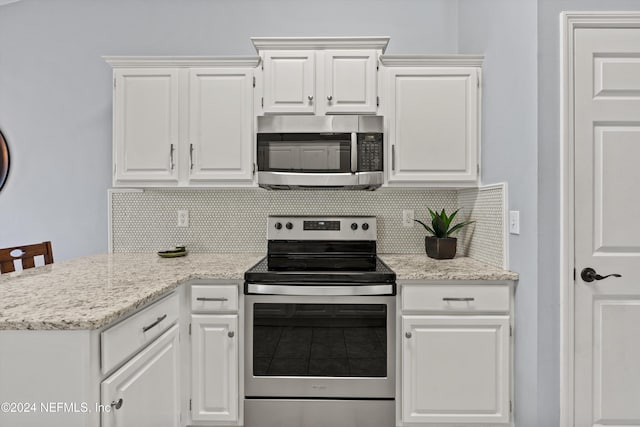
<box><xmin>0</xmin><ymin>253</ymin><xmax>264</xmax><ymax>331</ymax></box>
<box><xmin>380</xmin><ymin>254</ymin><xmax>519</xmax><ymax>281</ymax></box>
<box><xmin>0</xmin><ymin>253</ymin><xmax>517</xmax><ymax>331</ymax></box>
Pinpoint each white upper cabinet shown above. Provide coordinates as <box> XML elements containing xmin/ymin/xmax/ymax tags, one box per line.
<box><xmin>106</xmin><ymin>57</ymin><xmax>260</xmax><ymax>187</ymax></box>
<box><xmin>252</xmin><ymin>37</ymin><xmax>389</xmax><ymax>116</ymax></box>
<box><xmin>113</xmin><ymin>68</ymin><xmax>180</xmax><ymax>184</ymax></box>
<box><xmin>188</xmin><ymin>68</ymin><xmax>254</xmax><ymax>183</ymax></box>
<box><xmin>381</xmin><ymin>56</ymin><xmax>483</xmax><ymax>187</ymax></box>
<box><xmin>323</xmin><ymin>50</ymin><xmax>378</xmax><ymax>114</ymax></box>
<box><xmin>262</xmin><ymin>51</ymin><xmax>315</xmax><ymax>114</ymax></box>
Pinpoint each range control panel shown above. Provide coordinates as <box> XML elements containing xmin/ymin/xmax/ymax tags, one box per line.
<box><xmin>267</xmin><ymin>216</ymin><xmax>377</xmax><ymax>241</ymax></box>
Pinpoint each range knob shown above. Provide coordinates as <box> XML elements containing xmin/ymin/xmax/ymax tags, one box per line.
<box><xmin>274</xmin><ymin>222</ymin><xmax>283</xmax><ymax>230</ymax></box>
<box><xmin>362</xmin><ymin>223</ymin><xmax>369</xmax><ymax>231</ymax></box>
<box><xmin>351</xmin><ymin>223</ymin><xmax>358</xmax><ymax>230</ymax></box>
<box><xmin>286</xmin><ymin>222</ymin><xmax>293</xmax><ymax>230</ymax></box>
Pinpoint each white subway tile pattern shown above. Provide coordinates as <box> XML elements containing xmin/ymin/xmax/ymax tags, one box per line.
<box><xmin>457</xmin><ymin>186</ymin><xmax>505</xmax><ymax>268</ymax></box>
<box><xmin>110</xmin><ymin>186</ymin><xmax>505</xmax><ymax>266</ymax></box>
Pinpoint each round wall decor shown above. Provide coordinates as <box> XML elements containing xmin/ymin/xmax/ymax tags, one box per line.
<box><xmin>0</xmin><ymin>130</ymin><xmax>10</xmax><ymax>192</ymax></box>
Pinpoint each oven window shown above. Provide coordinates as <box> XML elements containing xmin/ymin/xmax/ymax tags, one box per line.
<box><xmin>252</xmin><ymin>303</ymin><xmax>387</xmax><ymax>377</ymax></box>
<box><xmin>257</xmin><ymin>133</ymin><xmax>351</xmax><ymax>173</ymax></box>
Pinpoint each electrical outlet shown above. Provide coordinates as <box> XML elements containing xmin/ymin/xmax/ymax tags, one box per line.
<box><xmin>402</xmin><ymin>209</ymin><xmax>414</xmax><ymax>227</ymax></box>
<box><xmin>509</xmin><ymin>210</ymin><xmax>520</xmax><ymax>235</ymax></box>
<box><xmin>177</xmin><ymin>209</ymin><xmax>189</xmax><ymax>228</ymax></box>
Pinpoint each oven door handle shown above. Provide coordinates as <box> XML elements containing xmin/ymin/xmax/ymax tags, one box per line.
<box><xmin>245</xmin><ymin>283</ymin><xmax>394</xmax><ymax>296</ymax></box>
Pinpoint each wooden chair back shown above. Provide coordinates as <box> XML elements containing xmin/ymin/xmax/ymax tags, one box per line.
<box><xmin>0</xmin><ymin>241</ymin><xmax>54</xmax><ymax>274</ymax></box>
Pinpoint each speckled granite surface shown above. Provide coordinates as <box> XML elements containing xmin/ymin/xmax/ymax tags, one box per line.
<box><xmin>0</xmin><ymin>253</ymin><xmax>516</xmax><ymax>331</ymax></box>
<box><xmin>380</xmin><ymin>254</ymin><xmax>519</xmax><ymax>281</ymax></box>
<box><xmin>0</xmin><ymin>253</ymin><xmax>263</xmax><ymax>331</ymax></box>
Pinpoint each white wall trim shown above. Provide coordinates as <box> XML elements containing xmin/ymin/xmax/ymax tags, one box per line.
<box><xmin>103</xmin><ymin>57</ymin><xmax>261</xmax><ymax>68</ymax></box>
<box><xmin>560</xmin><ymin>11</ymin><xmax>640</xmax><ymax>427</ymax></box>
<box><xmin>380</xmin><ymin>55</ymin><xmax>484</xmax><ymax>67</ymax></box>
<box><xmin>251</xmin><ymin>36</ymin><xmax>390</xmax><ymax>52</ymax></box>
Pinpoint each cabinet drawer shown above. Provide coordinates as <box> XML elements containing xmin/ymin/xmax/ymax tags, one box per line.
<box><xmin>101</xmin><ymin>292</ymin><xmax>179</xmax><ymax>374</ymax></box>
<box><xmin>401</xmin><ymin>284</ymin><xmax>510</xmax><ymax>313</ymax></box>
<box><xmin>191</xmin><ymin>285</ymin><xmax>238</xmax><ymax>312</ymax></box>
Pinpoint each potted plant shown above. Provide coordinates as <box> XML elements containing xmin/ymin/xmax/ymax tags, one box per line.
<box><xmin>414</xmin><ymin>208</ymin><xmax>474</xmax><ymax>259</ymax></box>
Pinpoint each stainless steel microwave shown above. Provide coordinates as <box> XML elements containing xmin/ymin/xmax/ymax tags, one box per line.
<box><xmin>256</xmin><ymin>116</ymin><xmax>384</xmax><ymax>190</ymax></box>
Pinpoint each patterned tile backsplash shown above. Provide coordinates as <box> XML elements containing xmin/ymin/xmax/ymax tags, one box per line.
<box><xmin>110</xmin><ymin>185</ymin><xmax>506</xmax><ymax>268</ymax></box>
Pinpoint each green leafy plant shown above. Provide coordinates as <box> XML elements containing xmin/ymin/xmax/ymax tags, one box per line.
<box><xmin>414</xmin><ymin>208</ymin><xmax>474</xmax><ymax>238</ymax></box>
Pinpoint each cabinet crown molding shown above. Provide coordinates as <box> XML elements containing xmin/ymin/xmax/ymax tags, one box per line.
<box><xmin>380</xmin><ymin>54</ymin><xmax>484</xmax><ymax>67</ymax></box>
<box><xmin>251</xmin><ymin>36</ymin><xmax>390</xmax><ymax>52</ymax></box>
<box><xmin>103</xmin><ymin>56</ymin><xmax>261</xmax><ymax>68</ymax></box>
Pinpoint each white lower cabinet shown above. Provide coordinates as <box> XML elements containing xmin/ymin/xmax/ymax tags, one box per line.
<box><xmin>189</xmin><ymin>283</ymin><xmax>241</xmax><ymax>425</ymax></box>
<box><xmin>399</xmin><ymin>282</ymin><xmax>514</xmax><ymax>426</ymax></box>
<box><xmin>191</xmin><ymin>314</ymin><xmax>239</xmax><ymax>423</ymax></box>
<box><xmin>101</xmin><ymin>324</ymin><xmax>180</xmax><ymax>427</ymax></box>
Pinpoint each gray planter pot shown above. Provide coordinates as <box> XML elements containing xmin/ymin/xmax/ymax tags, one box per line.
<box><xmin>425</xmin><ymin>236</ymin><xmax>457</xmax><ymax>259</ymax></box>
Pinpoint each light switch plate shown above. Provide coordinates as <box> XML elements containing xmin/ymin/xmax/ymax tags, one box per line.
<box><xmin>509</xmin><ymin>210</ymin><xmax>520</xmax><ymax>235</ymax></box>
<box><xmin>177</xmin><ymin>209</ymin><xmax>189</xmax><ymax>227</ymax></box>
<box><xmin>402</xmin><ymin>209</ymin><xmax>414</xmax><ymax>227</ymax></box>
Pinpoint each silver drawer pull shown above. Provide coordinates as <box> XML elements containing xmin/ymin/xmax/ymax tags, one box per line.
<box><xmin>110</xmin><ymin>398</ymin><xmax>123</xmax><ymax>410</ymax></box>
<box><xmin>443</xmin><ymin>297</ymin><xmax>475</xmax><ymax>302</ymax></box>
<box><xmin>196</xmin><ymin>297</ymin><xmax>229</xmax><ymax>302</ymax></box>
<box><xmin>142</xmin><ymin>314</ymin><xmax>167</xmax><ymax>332</ymax></box>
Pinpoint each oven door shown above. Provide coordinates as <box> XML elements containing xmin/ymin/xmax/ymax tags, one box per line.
<box><xmin>245</xmin><ymin>292</ymin><xmax>395</xmax><ymax>399</ymax></box>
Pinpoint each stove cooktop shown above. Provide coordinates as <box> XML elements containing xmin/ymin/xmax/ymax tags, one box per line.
<box><xmin>244</xmin><ymin>256</ymin><xmax>396</xmax><ymax>284</ymax></box>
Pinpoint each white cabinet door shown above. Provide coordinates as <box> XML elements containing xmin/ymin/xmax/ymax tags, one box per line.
<box><xmin>191</xmin><ymin>314</ymin><xmax>238</xmax><ymax>423</ymax></box>
<box><xmin>188</xmin><ymin>68</ymin><xmax>254</xmax><ymax>183</ymax></box>
<box><xmin>386</xmin><ymin>67</ymin><xmax>479</xmax><ymax>185</ymax></box>
<box><xmin>101</xmin><ymin>324</ymin><xmax>180</xmax><ymax>427</ymax></box>
<box><xmin>114</xmin><ymin>68</ymin><xmax>179</xmax><ymax>185</ymax></box>
<box><xmin>262</xmin><ymin>51</ymin><xmax>315</xmax><ymax>114</ymax></box>
<box><xmin>401</xmin><ymin>316</ymin><xmax>510</xmax><ymax>424</ymax></box>
<box><xmin>323</xmin><ymin>50</ymin><xmax>378</xmax><ymax>114</ymax></box>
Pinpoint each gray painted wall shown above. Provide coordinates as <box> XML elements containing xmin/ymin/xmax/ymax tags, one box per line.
<box><xmin>457</xmin><ymin>2</ymin><xmax>539</xmax><ymax>425</ymax></box>
<box><xmin>0</xmin><ymin>0</ymin><xmax>458</xmax><ymax>261</ymax></box>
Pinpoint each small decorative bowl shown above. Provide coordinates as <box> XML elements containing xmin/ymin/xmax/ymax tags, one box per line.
<box><xmin>158</xmin><ymin>246</ymin><xmax>188</xmax><ymax>258</ymax></box>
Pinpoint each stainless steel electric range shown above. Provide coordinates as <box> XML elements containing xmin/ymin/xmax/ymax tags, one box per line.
<box><xmin>244</xmin><ymin>216</ymin><xmax>396</xmax><ymax>427</ymax></box>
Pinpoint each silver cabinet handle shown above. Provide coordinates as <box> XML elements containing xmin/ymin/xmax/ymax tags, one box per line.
<box><xmin>189</xmin><ymin>143</ymin><xmax>194</xmax><ymax>170</ymax></box>
<box><xmin>228</xmin><ymin>331</ymin><xmax>235</xmax><ymax>338</ymax></box>
<box><xmin>110</xmin><ymin>398</ymin><xmax>123</xmax><ymax>410</ymax></box>
<box><xmin>308</xmin><ymin>95</ymin><xmax>314</xmax><ymax>101</ymax></box>
<box><xmin>169</xmin><ymin>144</ymin><xmax>175</xmax><ymax>170</ymax></box>
<box><xmin>391</xmin><ymin>145</ymin><xmax>396</xmax><ymax>171</ymax></box>
<box><xmin>405</xmin><ymin>332</ymin><xmax>412</xmax><ymax>339</ymax></box>
<box><xmin>142</xmin><ymin>314</ymin><xmax>167</xmax><ymax>333</ymax></box>
<box><xmin>196</xmin><ymin>297</ymin><xmax>229</xmax><ymax>302</ymax></box>
<box><xmin>443</xmin><ymin>297</ymin><xmax>475</xmax><ymax>302</ymax></box>
<box><xmin>327</xmin><ymin>95</ymin><xmax>333</xmax><ymax>101</ymax></box>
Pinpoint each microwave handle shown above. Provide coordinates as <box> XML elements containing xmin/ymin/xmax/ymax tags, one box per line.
<box><xmin>350</xmin><ymin>132</ymin><xmax>358</xmax><ymax>173</ymax></box>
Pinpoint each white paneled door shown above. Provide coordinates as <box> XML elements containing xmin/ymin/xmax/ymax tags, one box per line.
<box><xmin>574</xmin><ymin>26</ymin><xmax>640</xmax><ymax>426</ymax></box>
